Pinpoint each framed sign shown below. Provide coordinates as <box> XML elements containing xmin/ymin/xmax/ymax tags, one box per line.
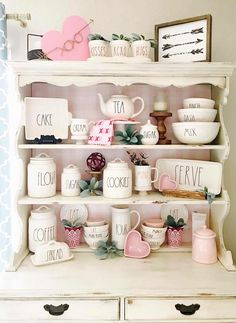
<box><xmin>154</xmin><ymin>159</ymin><xmax>222</xmax><ymax>194</ymax></box>
<box><xmin>155</xmin><ymin>15</ymin><xmax>212</xmax><ymax>62</ymax></box>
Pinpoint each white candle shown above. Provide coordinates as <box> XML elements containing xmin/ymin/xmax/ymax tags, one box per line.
<box><xmin>153</xmin><ymin>93</ymin><xmax>168</xmax><ymax>111</ymax></box>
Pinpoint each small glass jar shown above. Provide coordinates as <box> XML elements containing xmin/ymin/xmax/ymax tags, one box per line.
<box><xmin>153</xmin><ymin>92</ymin><xmax>168</xmax><ymax>112</ymax></box>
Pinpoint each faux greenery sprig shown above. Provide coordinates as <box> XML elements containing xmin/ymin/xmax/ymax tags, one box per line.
<box><xmin>62</xmin><ymin>219</ymin><xmax>84</xmax><ymax>228</ymax></box>
<box><xmin>95</xmin><ymin>241</ymin><xmax>123</xmax><ymax>260</ymax></box>
<box><xmin>131</xmin><ymin>33</ymin><xmax>157</xmax><ymax>48</ymax></box>
<box><xmin>88</xmin><ymin>33</ymin><xmax>109</xmax><ymax>42</ymax></box>
<box><xmin>115</xmin><ymin>125</ymin><xmax>143</xmax><ymax>145</ymax></box>
<box><xmin>165</xmin><ymin>215</ymin><xmax>186</xmax><ymax>229</ymax></box>
<box><xmin>203</xmin><ymin>186</ymin><xmax>216</xmax><ymax>204</ymax></box>
<box><xmin>126</xmin><ymin>151</ymin><xmax>149</xmax><ymax>166</ymax></box>
<box><xmin>111</xmin><ymin>33</ymin><xmax>131</xmax><ymax>42</ymax></box>
<box><xmin>79</xmin><ymin>177</ymin><xmax>103</xmax><ymax>198</ymax></box>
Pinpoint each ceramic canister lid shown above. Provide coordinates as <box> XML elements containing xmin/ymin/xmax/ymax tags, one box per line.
<box><xmin>141</xmin><ymin>120</ymin><xmax>156</xmax><ymax>129</ymax></box>
<box><xmin>193</xmin><ymin>225</ymin><xmax>216</xmax><ymax>239</ymax></box>
<box><xmin>63</xmin><ymin>164</ymin><xmax>79</xmax><ymax>174</ymax></box>
<box><xmin>107</xmin><ymin>158</ymin><xmax>128</xmax><ymax>169</ymax></box>
<box><xmin>30</xmin><ymin>206</ymin><xmax>55</xmax><ymax>219</ymax></box>
<box><xmin>30</xmin><ymin>153</ymin><xmax>53</xmax><ymax>163</ymax></box>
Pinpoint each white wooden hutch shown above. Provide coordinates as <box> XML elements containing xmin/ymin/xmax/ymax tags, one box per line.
<box><xmin>0</xmin><ymin>61</ymin><xmax>236</xmax><ymax>322</ymax></box>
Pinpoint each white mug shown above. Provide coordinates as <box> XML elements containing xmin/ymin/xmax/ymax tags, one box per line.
<box><xmin>134</xmin><ymin>165</ymin><xmax>158</xmax><ymax>192</ymax></box>
<box><xmin>70</xmin><ymin>118</ymin><xmax>95</xmax><ymax>143</ymax></box>
<box><xmin>111</xmin><ymin>205</ymin><xmax>140</xmax><ymax>250</ymax></box>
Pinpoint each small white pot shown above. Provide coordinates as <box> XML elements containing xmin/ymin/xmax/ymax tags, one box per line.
<box><xmin>131</xmin><ymin>40</ymin><xmax>151</xmax><ymax>58</ymax></box>
<box><xmin>110</xmin><ymin>40</ymin><xmax>130</xmax><ymax>57</ymax></box>
<box><xmin>89</xmin><ymin>40</ymin><xmax>109</xmax><ymax>57</ymax></box>
<box><xmin>140</xmin><ymin>120</ymin><xmax>159</xmax><ymax>145</ymax></box>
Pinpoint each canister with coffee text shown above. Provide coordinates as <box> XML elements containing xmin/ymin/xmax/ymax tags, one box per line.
<box><xmin>28</xmin><ymin>206</ymin><xmax>57</xmax><ymax>253</ymax></box>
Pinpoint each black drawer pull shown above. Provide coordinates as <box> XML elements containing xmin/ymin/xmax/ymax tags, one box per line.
<box><xmin>175</xmin><ymin>303</ymin><xmax>200</xmax><ymax>315</ymax></box>
<box><xmin>44</xmin><ymin>304</ymin><xmax>69</xmax><ymax>316</ymax></box>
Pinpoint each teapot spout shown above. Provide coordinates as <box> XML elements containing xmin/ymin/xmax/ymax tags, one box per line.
<box><xmin>97</xmin><ymin>93</ymin><xmax>106</xmax><ymax>115</ymax></box>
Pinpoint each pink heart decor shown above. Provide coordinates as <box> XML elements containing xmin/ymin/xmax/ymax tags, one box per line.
<box><xmin>159</xmin><ymin>173</ymin><xmax>177</xmax><ymax>192</ymax></box>
<box><xmin>42</xmin><ymin>16</ymin><xmax>91</xmax><ymax>61</ymax></box>
<box><xmin>124</xmin><ymin>230</ymin><xmax>150</xmax><ymax>259</ymax></box>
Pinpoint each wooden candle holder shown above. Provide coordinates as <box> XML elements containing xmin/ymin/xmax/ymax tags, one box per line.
<box><xmin>150</xmin><ymin>112</ymin><xmax>172</xmax><ymax>144</ymax></box>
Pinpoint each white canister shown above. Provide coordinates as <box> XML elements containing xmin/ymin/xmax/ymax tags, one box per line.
<box><xmin>27</xmin><ymin>153</ymin><xmax>56</xmax><ymax>198</ymax></box>
<box><xmin>28</xmin><ymin>206</ymin><xmax>57</xmax><ymax>253</ymax></box>
<box><xmin>140</xmin><ymin>120</ymin><xmax>159</xmax><ymax>145</ymax></box>
<box><xmin>61</xmin><ymin>164</ymin><xmax>81</xmax><ymax>197</ymax></box>
<box><xmin>103</xmin><ymin>158</ymin><xmax>132</xmax><ymax>199</ymax></box>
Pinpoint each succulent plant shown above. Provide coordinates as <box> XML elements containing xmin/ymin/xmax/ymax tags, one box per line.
<box><xmin>115</xmin><ymin>125</ymin><xmax>143</xmax><ymax>145</ymax></box>
<box><xmin>111</xmin><ymin>33</ymin><xmax>131</xmax><ymax>42</ymax></box>
<box><xmin>62</xmin><ymin>219</ymin><xmax>84</xmax><ymax>228</ymax></box>
<box><xmin>79</xmin><ymin>177</ymin><xmax>103</xmax><ymax>198</ymax></box>
<box><xmin>88</xmin><ymin>33</ymin><xmax>109</xmax><ymax>42</ymax></box>
<box><xmin>130</xmin><ymin>33</ymin><xmax>157</xmax><ymax>48</ymax></box>
<box><xmin>126</xmin><ymin>151</ymin><xmax>149</xmax><ymax>166</ymax></box>
<box><xmin>165</xmin><ymin>215</ymin><xmax>186</xmax><ymax>229</ymax></box>
<box><xmin>95</xmin><ymin>241</ymin><xmax>123</xmax><ymax>260</ymax></box>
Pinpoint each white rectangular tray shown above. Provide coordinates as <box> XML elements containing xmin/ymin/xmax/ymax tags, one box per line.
<box><xmin>154</xmin><ymin>159</ymin><xmax>222</xmax><ymax>195</ymax></box>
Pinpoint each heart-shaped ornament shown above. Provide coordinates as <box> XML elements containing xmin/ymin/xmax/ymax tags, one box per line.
<box><xmin>124</xmin><ymin>230</ymin><xmax>150</xmax><ymax>258</ymax></box>
<box><xmin>42</xmin><ymin>16</ymin><xmax>91</xmax><ymax>61</ymax></box>
<box><xmin>159</xmin><ymin>173</ymin><xmax>177</xmax><ymax>192</ymax></box>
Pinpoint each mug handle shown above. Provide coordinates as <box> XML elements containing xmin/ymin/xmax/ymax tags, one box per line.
<box><xmin>151</xmin><ymin>167</ymin><xmax>158</xmax><ymax>183</ymax></box>
<box><xmin>131</xmin><ymin>97</ymin><xmax>145</xmax><ymax>118</ymax></box>
<box><xmin>130</xmin><ymin>210</ymin><xmax>141</xmax><ymax>231</ymax></box>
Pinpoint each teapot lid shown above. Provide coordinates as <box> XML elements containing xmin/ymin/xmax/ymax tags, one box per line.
<box><xmin>193</xmin><ymin>225</ymin><xmax>216</xmax><ymax>239</ymax></box>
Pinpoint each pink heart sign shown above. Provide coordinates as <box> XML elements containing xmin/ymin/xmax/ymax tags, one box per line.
<box><xmin>42</xmin><ymin>16</ymin><xmax>91</xmax><ymax>61</ymax></box>
<box><xmin>159</xmin><ymin>173</ymin><xmax>177</xmax><ymax>192</ymax></box>
<box><xmin>124</xmin><ymin>230</ymin><xmax>150</xmax><ymax>259</ymax></box>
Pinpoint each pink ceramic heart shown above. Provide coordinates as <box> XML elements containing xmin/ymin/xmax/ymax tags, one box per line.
<box><xmin>159</xmin><ymin>173</ymin><xmax>177</xmax><ymax>192</ymax></box>
<box><xmin>124</xmin><ymin>230</ymin><xmax>150</xmax><ymax>258</ymax></box>
<box><xmin>42</xmin><ymin>16</ymin><xmax>90</xmax><ymax>60</ymax></box>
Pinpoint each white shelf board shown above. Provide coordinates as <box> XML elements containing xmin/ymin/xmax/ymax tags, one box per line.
<box><xmin>18</xmin><ymin>191</ymin><xmax>225</xmax><ymax>205</ymax></box>
<box><xmin>18</xmin><ymin>144</ymin><xmax>226</xmax><ymax>150</ymax></box>
<box><xmin>72</xmin><ymin>242</ymin><xmax>192</xmax><ymax>253</ymax></box>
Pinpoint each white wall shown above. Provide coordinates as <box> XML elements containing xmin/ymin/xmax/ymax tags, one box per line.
<box><xmin>3</xmin><ymin>0</ymin><xmax>236</xmax><ymax>260</ymax></box>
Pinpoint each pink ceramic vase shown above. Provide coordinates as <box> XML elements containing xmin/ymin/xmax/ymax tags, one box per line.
<box><xmin>64</xmin><ymin>227</ymin><xmax>82</xmax><ymax>249</ymax></box>
<box><xmin>167</xmin><ymin>227</ymin><xmax>183</xmax><ymax>247</ymax></box>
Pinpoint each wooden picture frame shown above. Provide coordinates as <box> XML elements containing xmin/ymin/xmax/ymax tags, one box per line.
<box><xmin>155</xmin><ymin>14</ymin><xmax>212</xmax><ymax>62</ymax></box>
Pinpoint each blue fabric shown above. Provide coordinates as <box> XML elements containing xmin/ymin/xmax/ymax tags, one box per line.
<box><xmin>0</xmin><ymin>60</ymin><xmax>11</xmax><ymax>271</ymax></box>
<box><xmin>0</xmin><ymin>2</ymin><xmax>7</xmax><ymax>60</ymax></box>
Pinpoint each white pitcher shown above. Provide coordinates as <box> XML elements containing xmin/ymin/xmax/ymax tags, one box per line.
<box><xmin>111</xmin><ymin>205</ymin><xmax>140</xmax><ymax>250</ymax></box>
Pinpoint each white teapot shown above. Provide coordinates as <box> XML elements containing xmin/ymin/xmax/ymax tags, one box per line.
<box><xmin>98</xmin><ymin>93</ymin><xmax>144</xmax><ymax>119</ymax></box>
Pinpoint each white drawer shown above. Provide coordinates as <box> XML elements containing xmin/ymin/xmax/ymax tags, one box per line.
<box><xmin>0</xmin><ymin>298</ymin><xmax>119</xmax><ymax>321</ymax></box>
<box><xmin>125</xmin><ymin>297</ymin><xmax>236</xmax><ymax>321</ymax></box>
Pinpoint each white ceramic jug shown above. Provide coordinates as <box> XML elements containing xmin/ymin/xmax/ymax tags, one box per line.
<box><xmin>98</xmin><ymin>93</ymin><xmax>144</xmax><ymax>119</ymax></box>
<box><xmin>111</xmin><ymin>205</ymin><xmax>140</xmax><ymax>249</ymax></box>
<box><xmin>103</xmin><ymin>158</ymin><xmax>132</xmax><ymax>198</ymax></box>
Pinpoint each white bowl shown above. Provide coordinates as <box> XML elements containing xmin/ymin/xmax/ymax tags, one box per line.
<box><xmin>172</xmin><ymin>122</ymin><xmax>220</xmax><ymax>145</ymax></box>
<box><xmin>177</xmin><ymin>108</ymin><xmax>217</xmax><ymax>122</ymax></box>
<box><xmin>83</xmin><ymin>223</ymin><xmax>109</xmax><ymax>234</ymax></box>
<box><xmin>183</xmin><ymin>98</ymin><xmax>215</xmax><ymax>109</ymax></box>
<box><xmin>86</xmin><ymin>219</ymin><xmax>105</xmax><ymax>227</ymax></box>
<box><xmin>84</xmin><ymin>235</ymin><xmax>109</xmax><ymax>250</ymax></box>
<box><xmin>143</xmin><ymin>236</ymin><xmax>166</xmax><ymax>250</ymax></box>
<box><xmin>84</xmin><ymin>231</ymin><xmax>108</xmax><ymax>239</ymax></box>
<box><xmin>141</xmin><ymin>224</ymin><xmax>167</xmax><ymax>240</ymax></box>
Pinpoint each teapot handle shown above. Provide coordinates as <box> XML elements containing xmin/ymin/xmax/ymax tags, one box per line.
<box><xmin>131</xmin><ymin>97</ymin><xmax>145</xmax><ymax>118</ymax></box>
